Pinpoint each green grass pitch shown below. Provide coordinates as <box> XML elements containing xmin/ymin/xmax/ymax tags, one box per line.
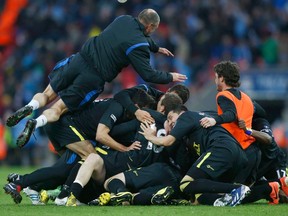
<box><xmin>0</xmin><ymin>166</ymin><xmax>286</xmax><ymax>216</ymax></box>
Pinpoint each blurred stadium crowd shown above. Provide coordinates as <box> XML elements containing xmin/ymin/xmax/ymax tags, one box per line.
<box><xmin>0</xmin><ymin>0</ymin><xmax>287</xmax><ymax>166</ymax></box>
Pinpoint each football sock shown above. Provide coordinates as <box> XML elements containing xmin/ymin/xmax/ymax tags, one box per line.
<box><xmin>58</xmin><ymin>185</ymin><xmax>70</xmax><ymax>199</ymax></box>
<box><xmin>106</xmin><ymin>178</ymin><xmax>126</xmax><ymax>194</ymax></box>
<box><xmin>65</xmin><ymin>161</ymin><xmax>83</xmax><ymax>187</ymax></box>
<box><xmin>57</xmin><ymin>161</ymin><xmax>83</xmax><ymax>198</ymax></box>
<box><xmin>27</xmin><ymin>99</ymin><xmax>40</xmax><ymax>110</ymax></box>
<box><xmin>133</xmin><ymin>192</ymin><xmax>152</xmax><ymax>205</ymax></box>
<box><xmin>241</xmin><ymin>183</ymin><xmax>270</xmax><ymax>204</ymax></box>
<box><xmin>79</xmin><ymin>179</ymin><xmax>104</xmax><ymax>204</ymax></box>
<box><xmin>35</xmin><ymin>115</ymin><xmax>47</xmax><ymax>129</ymax></box>
<box><xmin>70</xmin><ymin>180</ymin><xmax>83</xmax><ymax>199</ymax></box>
<box><xmin>30</xmin><ymin>179</ymin><xmax>62</xmax><ymax>192</ymax></box>
<box><xmin>15</xmin><ymin>165</ymin><xmax>69</xmax><ymax>189</ymax></box>
<box><xmin>278</xmin><ymin>177</ymin><xmax>288</xmax><ymax>189</ymax></box>
<box><xmin>180</xmin><ymin>179</ymin><xmax>239</xmax><ymax>195</ymax></box>
<box><xmin>197</xmin><ymin>193</ymin><xmax>221</xmax><ymax>205</ymax></box>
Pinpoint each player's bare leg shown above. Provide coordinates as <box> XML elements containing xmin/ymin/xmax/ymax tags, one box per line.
<box><xmin>16</xmin><ymin>98</ymin><xmax>67</xmax><ymax>148</ymax></box>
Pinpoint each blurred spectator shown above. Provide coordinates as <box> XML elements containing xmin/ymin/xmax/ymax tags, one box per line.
<box><xmin>260</xmin><ymin>29</ymin><xmax>279</xmax><ymax>65</ymax></box>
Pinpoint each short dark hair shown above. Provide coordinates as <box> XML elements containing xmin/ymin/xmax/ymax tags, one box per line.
<box><xmin>132</xmin><ymin>89</ymin><xmax>156</xmax><ymax>109</ymax></box>
<box><xmin>170</xmin><ymin>105</ymin><xmax>188</xmax><ymax>114</ymax></box>
<box><xmin>167</xmin><ymin>84</ymin><xmax>190</xmax><ymax>104</ymax></box>
<box><xmin>138</xmin><ymin>9</ymin><xmax>160</xmax><ymax>26</ymax></box>
<box><xmin>214</xmin><ymin>61</ymin><xmax>241</xmax><ymax>87</ymax></box>
<box><xmin>124</xmin><ymin>89</ymin><xmax>156</xmax><ymax>120</ymax></box>
<box><xmin>161</xmin><ymin>93</ymin><xmax>183</xmax><ymax>115</ymax></box>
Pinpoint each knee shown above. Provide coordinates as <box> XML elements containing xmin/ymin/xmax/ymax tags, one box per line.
<box><xmin>43</xmin><ymin>84</ymin><xmax>56</xmax><ymax>97</ymax></box>
<box><xmin>86</xmin><ymin>153</ymin><xmax>103</xmax><ymax>169</ymax></box>
<box><xmin>103</xmin><ymin>173</ymin><xmax>123</xmax><ymax>191</ymax></box>
<box><xmin>85</xmin><ymin>153</ymin><xmax>98</xmax><ymax>165</ymax></box>
<box><xmin>103</xmin><ymin>177</ymin><xmax>112</xmax><ymax>190</ymax></box>
<box><xmin>94</xmin><ymin>155</ymin><xmax>104</xmax><ymax>170</ymax></box>
<box><xmin>46</xmin><ymin>99</ymin><xmax>67</xmax><ymax>118</ymax></box>
<box><xmin>42</xmin><ymin>107</ymin><xmax>61</xmax><ymax>121</ymax></box>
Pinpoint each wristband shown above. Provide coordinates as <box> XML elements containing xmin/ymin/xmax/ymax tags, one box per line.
<box><xmin>245</xmin><ymin>128</ymin><xmax>253</xmax><ymax>135</ymax></box>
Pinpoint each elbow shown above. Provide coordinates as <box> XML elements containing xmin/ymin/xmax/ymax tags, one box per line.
<box><xmin>95</xmin><ymin>133</ymin><xmax>103</xmax><ymax>143</ymax></box>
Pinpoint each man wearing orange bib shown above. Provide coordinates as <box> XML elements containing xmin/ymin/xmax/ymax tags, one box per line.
<box><xmin>200</xmin><ymin>61</ymin><xmax>261</xmax><ymax>186</ymax></box>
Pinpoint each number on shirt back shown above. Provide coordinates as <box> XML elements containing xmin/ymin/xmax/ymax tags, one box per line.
<box><xmin>146</xmin><ymin>128</ymin><xmax>166</xmax><ymax>153</ymax></box>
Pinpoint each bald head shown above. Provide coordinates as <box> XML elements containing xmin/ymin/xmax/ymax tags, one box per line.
<box><xmin>138</xmin><ymin>9</ymin><xmax>160</xmax><ymax>26</ymax></box>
